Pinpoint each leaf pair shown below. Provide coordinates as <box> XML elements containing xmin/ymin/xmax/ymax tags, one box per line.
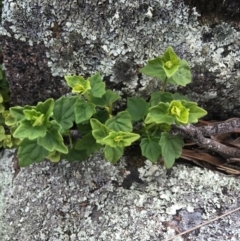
<box><xmin>146</xmin><ymin>100</ymin><xmax>207</xmax><ymax>125</ymax></box>
<box><xmin>140</xmin><ymin>46</ymin><xmax>191</xmax><ymax>87</ymax></box>
<box><xmin>90</xmin><ymin>112</ymin><xmax>140</xmax><ymax>163</ymax></box>
<box><xmin>65</xmin><ymin>73</ymin><xmax>106</xmax><ymax>98</ymax></box>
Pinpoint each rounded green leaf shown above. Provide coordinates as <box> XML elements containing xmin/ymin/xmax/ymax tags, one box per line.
<box><xmin>168</xmin><ymin>60</ymin><xmax>192</xmax><ymax>86</ymax></box>
<box><xmin>91</xmin><ymin>89</ymin><xmax>120</xmax><ymax>107</ymax></box>
<box><xmin>139</xmin><ymin>57</ymin><xmax>166</xmax><ymax>80</ymax></box>
<box><xmin>104</xmin><ymin>145</ymin><xmax>124</xmax><ymax>164</ymax></box>
<box><xmin>105</xmin><ymin>111</ymin><xmax>133</xmax><ymax>132</ymax></box>
<box><xmin>53</xmin><ymin>96</ymin><xmax>77</xmax><ymax>131</ymax></box>
<box><xmin>62</xmin><ymin>146</ymin><xmax>89</xmax><ymax>162</ymax></box>
<box><xmin>88</xmin><ymin>73</ymin><xmax>106</xmax><ymax>98</ymax></box>
<box><xmin>159</xmin><ymin>132</ymin><xmax>184</xmax><ymax>169</ymax></box>
<box><xmin>17</xmin><ymin>139</ymin><xmax>49</xmax><ymax>167</ymax></box>
<box><xmin>140</xmin><ymin>137</ymin><xmax>161</xmax><ymax>163</ymax></box>
<box><xmin>127</xmin><ymin>97</ymin><xmax>149</xmax><ymax>121</ymax></box>
<box><xmin>74</xmin><ymin>99</ymin><xmax>96</xmax><ymax>124</ymax></box>
<box><xmin>150</xmin><ymin>92</ymin><xmax>173</xmax><ymax>106</ymax></box>
<box><xmin>74</xmin><ymin>132</ymin><xmax>101</xmax><ymax>155</ymax></box>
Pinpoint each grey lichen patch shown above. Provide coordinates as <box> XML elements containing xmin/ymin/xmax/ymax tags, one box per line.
<box><xmin>0</xmin><ymin>149</ymin><xmax>15</xmax><ymax>240</ymax></box>
<box><xmin>1</xmin><ymin>154</ymin><xmax>240</xmax><ymax>241</ymax></box>
<box><xmin>0</xmin><ymin>0</ymin><xmax>240</xmax><ymax>117</ymax></box>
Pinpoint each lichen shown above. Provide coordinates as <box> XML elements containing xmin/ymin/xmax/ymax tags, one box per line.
<box><xmin>1</xmin><ymin>0</ymin><xmax>240</xmax><ymax>116</ymax></box>
<box><xmin>1</xmin><ymin>153</ymin><xmax>240</xmax><ymax>240</ymax></box>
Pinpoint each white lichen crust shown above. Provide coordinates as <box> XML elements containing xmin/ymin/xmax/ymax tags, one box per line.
<box><xmin>1</xmin><ymin>0</ymin><xmax>239</xmax><ymax>116</ymax></box>
<box><xmin>1</xmin><ymin>152</ymin><xmax>240</xmax><ymax>241</ymax></box>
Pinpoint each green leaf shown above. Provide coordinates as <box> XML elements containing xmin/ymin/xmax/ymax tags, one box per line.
<box><xmin>3</xmin><ymin>134</ymin><xmax>14</xmax><ymax>148</ymax></box>
<box><xmin>172</xmin><ymin>93</ymin><xmax>190</xmax><ymax>101</ymax></box>
<box><xmin>0</xmin><ymin>89</ymin><xmax>10</xmax><ymax>102</ymax></box>
<box><xmin>139</xmin><ymin>57</ymin><xmax>167</xmax><ymax>80</ymax></box>
<box><xmin>102</xmin><ymin>131</ymin><xmax>140</xmax><ymax>148</ymax></box>
<box><xmin>105</xmin><ymin>111</ymin><xmax>133</xmax><ymax>132</ymax></box>
<box><xmin>91</xmin><ymin>89</ymin><xmax>120</xmax><ymax>107</ymax></box>
<box><xmin>140</xmin><ymin>137</ymin><xmax>161</xmax><ymax>163</ymax></box>
<box><xmin>160</xmin><ymin>46</ymin><xmax>180</xmax><ymax>78</ymax></box>
<box><xmin>17</xmin><ymin>139</ymin><xmax>49</xmax><ymax>167</ymax></box>
<box><xmin>104</xmin><ymin>145</ymin><xmax>124</xmax><ymax>164</ymax></box>
<box><xmin>168</xmin><ymin>100</ymin><xmax>190</xmax><ymax>124</ymax></box>
<box><xmin>74</xmin><ymin>99</ymin><xmax>96</xmax><ymax>124</ymax></box>
<box><xmin>90</xmin><ymin>118</ymin><xmax>109</xmax><ymax>145</ymax></box>
<box><xmin>37</xmin><ymin>121</ymin><xmax>68</xmax><ymax>154</ymax></box>
<box><xmin>88</xmin><ymin>73</ymin><xmax>106</xmax><ymax>98</ymax></box>
<box><xmin>13</xmin><ymin>119</ymin><xmax>47</xmax><ymax>139</ymax></box>
<box><xmin>47</xmin><ymin>151</ymin><xmax>61</xmax><ymax>163</ymax></box>
<box><xmin>127</xmin><ymin>97</ymin><xmax>149</xmax><ymax>121</ymax></box>
<box><xmin>0</xmin><ymin>126</ymin><xmax>5</xmax><ymax>141</ymax></box>
<box><xmin>159</xmin><ymin>132</ymin><xmax>184</xmax><ymax>169</ymax></box>
<box><xmin>77</xmin><ymin>122</ymin><xmax>92</xmax><ymax>136</ymax></box>
<box><xmin>181</xmin><ymin>101</ymin><xmax>207</xmax><ymax>123</ymax></box>
<box><xmin>92</xmin><ymin>109</ymin><xmax>110</xmax><ymax>123</ymax></box>
<box><xmin>0</xmin><ymin>115</ymin><xmax>5</xmax><ymax>125</ymax></box>
<box><xmin>145</xmin><ymin>103</ymin><xmax>174</xmax><ymax>125</ymax></box>
<box><xmin>0</xmin><ymin>103</ymin><xmax>4</xmax><ymax>113</ymax></box>
<box><xmin>24</xmin><ymin>109</ymin><xmax>45</xmax><ymax>126</ymax></box>
<box><xmin>74</xmin><ymin>132</ymin><xmax>101</xmax><ymax>155</ymax></box>
<box><xmin>53</xmin><ymin>96</ymin><xmax>77</xmax><ymax>131</ymax></box>
<box><xmin>150</xmin><ymin>92</ymin><xmax>173</xmax><ymax>106</ymax></box>
<box><xmin>0</xmin><ymin>94</ymin><xmax>3</xmax><ymax>103</ymax></box>
<box><xmin>62</xmin><ymin>147</ymin><xmax>89</xmax><ymax>162</ymax></box>
<box><xmin>3</xmin><ymin>111</ymin><xmax>17</xmax><ymax>126</ymax></box>
<box><xmin>35</xmin><ymin>98</ymin><xmax>54</xmax><ymax>120</ymax></box>
<box><xmin>65</xmin><ymin>75</ymin><xmax>91</xmax><ymax>94</ymax></box>
<box><xmin>10</xmin><ymin>106</ymin><xmax>31</xmax><ymax>121</ymax></box>
<box><xmin>168</xmin><ymin>60</ymin><xmax>192</xmax><ymax>86</ymax></box>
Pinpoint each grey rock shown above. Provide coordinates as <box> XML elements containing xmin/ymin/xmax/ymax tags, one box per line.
<box><xmin>1</xmin><ymin>149</ymin><xmax>240</xmax><ymax>241</ymax></box>
<box><xmin>0</xmin><ymin>0</ymin><xmax>239</xmax><ymax>119</ymax></box>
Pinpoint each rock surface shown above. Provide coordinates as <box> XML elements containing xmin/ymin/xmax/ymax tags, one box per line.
<box><xmin>0</xmin><ymin>0</ymin><xmax>239</xmax><ymax>119</ymax></box>
<box><xmin>1</xmin><ymin>150</ymin><xmax>240</xmax><ymax>241</ymax></box>
<box><xmin>1</xmin><ymin>1</ymin><xmax>240</xmax><ymax>240</ymax></box>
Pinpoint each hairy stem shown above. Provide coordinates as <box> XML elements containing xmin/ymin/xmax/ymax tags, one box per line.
<box><xmin>161</xmin><ymin>77</ymin><xmax>168</xmax><ymax>93</ymax></box>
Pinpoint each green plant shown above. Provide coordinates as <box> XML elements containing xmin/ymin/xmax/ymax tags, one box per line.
<box><xmin>8</xmin><ymin>46</ymin><xmax>207</xmax><ymax>168</ymax></box>
<box><xmin>0</xmin><ymin>53</ymin><xmax>20</xmax><ymax>148</ymax></box>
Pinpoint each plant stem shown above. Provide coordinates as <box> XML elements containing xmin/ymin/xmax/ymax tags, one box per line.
<box><xmin>142</xmin><ymin>122</ymin><xmax>151</xmax><ymax>140</ymax></box>
<box><xmin>161</xmin><ymin>77</ymin><xmax>168</xmax><ymax>93</ymax></box>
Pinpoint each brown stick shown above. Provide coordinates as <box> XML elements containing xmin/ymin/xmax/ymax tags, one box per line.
<box><xmin>198</xmin><ymin>118</ymin><xmax>240</xmax><ymax>136</ymax></box>
<box><xmin>173</xmin><ymin>124</ymin><xmax>240</xmax><ymax>158</ymax></box>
